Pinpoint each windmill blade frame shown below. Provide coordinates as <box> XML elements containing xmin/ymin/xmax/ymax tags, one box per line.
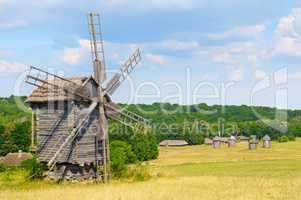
<box><xmin>104</xmin><ymin>102</ymin><xmax>151</xmax><ymax>128</ymax></box>
<box><xmin>105</xmin><ymin>48</ymin><xmax>141</xmax><ymax>95</ymax></box>
<box><xmin>26</xmin><ymin>66</ymin><xmax>93</xmax><ymax>102</ymax></box>
<box><xmin>88</xmin><ymin>13</ymin><xmax>107</xmax><ymax>83</ymax></box>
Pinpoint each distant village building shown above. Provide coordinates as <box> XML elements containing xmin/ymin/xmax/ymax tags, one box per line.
<box><xmin>204</xmin><ymin>138</ymin><xmax>213</xmax><ymax>145</ymax></box>
<box><xmin>249</xmin><ymin>135</ymin><xmax>258</xmax><ymax>150</ymax></box>
<box><xmin>159</xmin><ymin>140</ymin><xmax>188</xmax><ymax>147</ymax></box>
<box><xmin>228</xmin><ymin>136</ymin><xmax>237</xmax><ymax>147</ymax></box>
<box><xmin>238</xmin><ymin>136</ymin><xmax>250</xmax><ymax>141</ymax></box>
<box><xmin>219</xmin><ymin>137</ymin><xmax>229</xmax><ymax>143</ymax></box>
<box><xmin>212</xmin><ymin>136</ymin><xmax>221</xmax><ymax>148</ymax></box>
<box><xmin>262</xmin><ymin>135</ymin><xmax>271</xmax><ymax>148</ymax></box>
<box><xmin>3</xmin><ymin>151</ymin><xmax>32</xmax><ymax>166</ymax></box>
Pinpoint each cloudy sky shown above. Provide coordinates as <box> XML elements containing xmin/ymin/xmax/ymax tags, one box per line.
<box><xmin>1</xmin><ymin>0</ymin><xmax>301</xmax><ymax>109</ymax></box>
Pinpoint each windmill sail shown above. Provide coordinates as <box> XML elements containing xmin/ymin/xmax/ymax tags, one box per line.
<box><xmin>88</xmin><ymin>13</ymin><xmax>106</xmax><ymax>84</ymax></box>
<box><xmin>105</xmin><ymin>49</ymin><xmax>141</xmax><ymax>95</ymax></box>
<box><xmin>104</xmin><ymin>102</ymin><xmax>151</xmax><ymax>128</ymax></box>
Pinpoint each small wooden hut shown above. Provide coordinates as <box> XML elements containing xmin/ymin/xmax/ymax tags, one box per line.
<box><xmin>228</xmin><ymin>136</ymin><xmax>236</xmax><ymax>147</ymax></box>
<box><xmin>212</xmin><ymin>136</ymin><xmax>221</xmax><ymax>148</ymax></box>
<box><xmin>159</xmin><ymin>140</ymin><xmax>188</xmax><ymax>147</ymax></box>
<box><xmin>3</xmin><ymin>151</ymin><xmax>32</xmax><ymax>166</ymax></box>
<box><xmin>238</xmin><ymin>136</ymin><xmax>249</xmax><ymax>141</ymax></box>
<box><xmin>248</xmin><ymin>135</ymin><xmax>258</xmax><ymax>150</ymax></box>
<box><xmin>262</xmin><ymin>135</ymin><xmax>271</xmax><ymax>148</ymax></box>
<box><xmin>204</xmin><ymin>138</ymin><xmax>213</xmax><ymax>145</ymax></box>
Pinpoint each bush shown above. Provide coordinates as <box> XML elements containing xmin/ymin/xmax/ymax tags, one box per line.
<box><xmin>110</xmin><ymin>140</ymin><xmax>137</xmax><ymax>164</ymax></box>
<box><xmin>110</xmin><ymin>140</ymin><xmax>137</xmax><ymax>178</ymax></box>
<box><xmin>278</xmin><ymin>136</ymin><xmax>289</xmax><ymax>143</ymax></box>
<box><xmin>0</xmin><ymin>163</ymin><xmax>7</xmax><ymax>172</ymax></box>
<box><xmin>147</xmin><ymin>133</ymin><xmax>159</xmax><ymax>160</ymax></box>
<box><xmin>21</xmin><ymin>156</ymin><xmax>45</xmax><ymax>179</ymax></box>
<box><xmin>131</xmin><ymin>131</ymin><xmax>159</xmax><ymax>162</ymax></box>
<box><xmin>110</xmin><ymin>147</ymin><xmax>127</xmax><ymax>178</ymax></box>
<box><xmin>131</xmin><ymin>133</ymin><xmax>149</xmax><ymax>161</ymax></box>
<box><xmin>288</xmin><ymin>134</ymin><xmax>296</xmax><ymax>141</ymax></box>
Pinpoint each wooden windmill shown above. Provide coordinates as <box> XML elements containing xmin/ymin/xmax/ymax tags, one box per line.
<box><xmin>26</xmin><ymin>13</ymin><xmax>150</xmax><ymax>181</ymax></box>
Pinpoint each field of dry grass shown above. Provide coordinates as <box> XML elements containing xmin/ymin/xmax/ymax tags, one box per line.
<box><xmin>1</xmin><ymin>139</ymin><xmax>301</xmax><ymax>200</ymax></box>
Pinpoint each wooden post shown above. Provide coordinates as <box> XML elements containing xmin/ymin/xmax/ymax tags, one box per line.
<box><xmin>31</xmin><ymin>110</ymin><xmax>37</xmax><ymax>151</ymax></box>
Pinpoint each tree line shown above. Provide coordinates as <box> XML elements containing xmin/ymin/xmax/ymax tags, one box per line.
<box><xmin>1</xmin><ymin>96</ymin><xmax>301</xmax><ymax>157</ymax></box>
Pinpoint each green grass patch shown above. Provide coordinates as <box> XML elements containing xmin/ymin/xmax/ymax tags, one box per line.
<box><xmin>159</xmin><ymin>159</ymin><xmax>301</xmax><ymax>178</ymax></box>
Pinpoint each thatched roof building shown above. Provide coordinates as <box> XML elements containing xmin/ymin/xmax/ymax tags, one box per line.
<box><xmin>263</xmin><ymin>135</ymin><xmax>271</xmax><ymax>141</ymax></box>
<box><xmin>212</xmin><ymin>136</ymin><xmax>221</xmax><ymax>148</ymax></box>
<box><xmin>3</xmin><ymin>152</ymin><xmax>32</xmax><ymax>166</ymax></box>
<box><xmin>263</xmin><ymin>134</ymin><xmax>271</xmax><ymax>148</ymax></box>
<box><xmin>238</xmin><ymin>136</ymin><xmax>250</xmax><ymax>141</ymax></box>
<box><xmin>204</xmin><ymin>138</ymin><xmax>213</xmax><ymax>145</ymax></box>
<box><xmin>159</xmin><ymin>140</ymin><xmax>188</xmax><ymax>147</ymax></box>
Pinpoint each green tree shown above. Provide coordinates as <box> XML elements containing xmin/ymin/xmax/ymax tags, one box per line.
<box><xmin>147</xmin><ymin>132</ymin><xmax>159</xmax><ymax>160</ymax></box>
<box><xmin>110</xmin><ymin>140</ymin><xmax>137</xmax><ymax>164</ymax></box>
<box><xmin>110</xmin><ymin>140</ymin><xmax>137</xmax><ymax>177</ymax></box>
<box><xmin>131</xmin><ymin>133</ymin><xmax>149</xmax><ymax>161</ymax></box>
<box><xmin>0</xmin><ymin>122</ymin><xmax>17</xmax><ymax>156</ymax></box>
<box><xmin>11</xmin><ymin>122</ymin><xmax>31</xmax><ymax>152</ymax></box>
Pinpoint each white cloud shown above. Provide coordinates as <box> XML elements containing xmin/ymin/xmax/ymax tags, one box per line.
<box><xmin>275</xmin><ymin>8</ymin><xmax>301</xmax><ymax>38</ymax></box>
<box><xmin>0</xmin><ymin>19</ymin><xmax>27</xmax><ymax>30</ymax></box>
<box><xmin>0</xmin><ymin>60</ymin><xmax>26</xmax><ymax>73</ymax></box>
<box><xmin>290</xmin><ymin>70</ymin><xmax>301</xmax><ymax>80</ymax></box>
<box><xmin>161</xmin><ymin>40</ymin><xmax>200</xmax><ymax>51</ymax></box>
<box><xmin>57</xmin><ymin>39</ymin><xmax>90</xmax><ymax>65</ymax></box>
<box><xmin>228</xmin><ymin>42</ymin><xmax>257</xmax><ymax>54</ymax></box>
<box><xmin>272</xmin><ymin>8</ymin><xmax>301</xmax><ymax>57</ymax></box>
<box><xmin>212</xmin><ymin>52</ymin><xmax>235</xmax><ymax>64</ymax></box>
<box><xmin>254</xmin><ymin>69</ymin><xmax>267</xmax><ymax>81</ymax></box>
<box><xmin>229</xmin><ymin>68</ymin><xmax>243</xmax><ymax>81</ymax></box>
<box><xmin>273</xmin><ymin>36</ymin><xmax>301</xmax><ymax>56</ymax></box>
<box><xmin>102</xmin><ymin>0</ymin><xmax>201</xmax><ymax>10</ymax></box>
<box><xmin>146</xmin><ymin>54</ymin><xmax>168</xmax><ymax>65</ymax></box>
<box><xmin>207</xmin><ymin>24</ymin><xmax>266</xmax><ymax>40</ymax></box>
<box><xmin>0</xmin><ymin>50</ymin><xmax>13</xmax><ymax>57</ymax></box>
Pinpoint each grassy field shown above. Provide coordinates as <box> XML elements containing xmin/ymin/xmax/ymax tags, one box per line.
<box><xmin>1</xmin><ymin>139</ymin><xmax>301</xmax><ymax>200</ymax></box>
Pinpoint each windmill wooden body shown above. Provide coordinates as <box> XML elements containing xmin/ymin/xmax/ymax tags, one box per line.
<box><xmin>26</xmin><ymin>13</ymin><xmax>150</xmax><ymax>181</ymax></box>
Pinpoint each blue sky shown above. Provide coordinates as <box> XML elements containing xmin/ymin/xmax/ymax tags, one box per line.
<box><xmin>1</xmin><ymin>0</ymin><xmax>301</xmax><ymax>109</ymax></box>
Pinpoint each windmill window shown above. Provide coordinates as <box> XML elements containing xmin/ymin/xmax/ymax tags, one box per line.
<box><xmin>97</xmin><ymin>141</ymin><xmax>103</xmax><ymax>154</ymax></box>
<box><xmin>54</xmin><ymin>101</ymin><xmax>59</xmax><ymax>110</ymax></box>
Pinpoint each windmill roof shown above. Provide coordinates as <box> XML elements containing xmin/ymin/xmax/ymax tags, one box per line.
<box><xmin>26</xmin><ymin>76</ymin><xmax>96</xmax><ymax>103</ymax></box>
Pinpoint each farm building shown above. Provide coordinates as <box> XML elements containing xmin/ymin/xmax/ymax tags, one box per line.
<box><xmin>204</xmin><ymin>138</ymin><xmax>213</xmax><ymax>145</ymax></box>
<box><xmin>238</xmin><ymin>136</ymin><xmax>249</xmax><ymax>141</ymax></box>
<box><xmin>159</xmin><ymin>140</ymin><xmax>188</xmax><ymax>147</ymax></box>
<box><xmin>249</xmin><ymin>135</ymin><xmax>258</xmax><ymax>150</ymax></box>
<box><xmin>212</xmin><ymin>137</ymin><xmax>221</xmax><ymax>148</ymax></box>
<box><xmin>228</xmin><ymin>136</ymin><xmax>237</xmax><ymax>147</ymax></box>
<box><xmin>2</xmin><ymin>151</ymin><xmax>32</xmax><ymax>166</ymax></box>
<box><xmin>262</xmin><ymin>135</ymin><xmax>271</xmax><ymax>148</ymax></box>
<box><xmin>219</xmin><ymin>137</ymin><xmax>230</xmax><ymax>143</ymax></box>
